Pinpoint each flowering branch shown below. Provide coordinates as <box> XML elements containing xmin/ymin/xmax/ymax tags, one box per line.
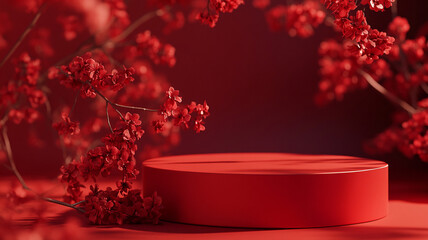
<box><xmin>0</xmin><ymin>3</ymin><xmax>46</xmax><ymax>69</ymax></box>
<box><xmin>43</xmin><ymin>197</ymin><xmax>84</xmax><ymax>213</ymax></box>
<box><xmin>0</xmin><ymin>0</ymin><xmax>216</xmax><ymax>226</ymax></box>
<box><xmin>87</xmin><ymin>82</ymin><xmax>158</xmax><ymax>115</ymax></box>
<box><xmin>39</xmin><ymin>7</ymin><xmax>165</xmax><ymax>85</ymax></box>
<box><xmin>357</xmin><ymin>69</ymin><xmax>417</xmax><ymax>114</ymax></box>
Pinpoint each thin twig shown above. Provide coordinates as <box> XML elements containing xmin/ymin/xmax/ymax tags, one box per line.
<box><xmin>43</xmin><ymin>197</ymin><xmax>85</xmax><ymax>213</ymax></box>
<box><xmin>2</xmin><ymin>127</ymin><xmax>29</xmax><ymax>190</ymax></box>
<box><xmin>0</xmin><ymin>112</ymin><xmax>9</xmax><ymax>126</ymax></box>
<box><xmin>358</xmin><ymin>70</ymin><xmax>417</xmax><ymax>114</ymax></box>
<box><xmin>91</xmin><ymin>83</ymin><xmax>157</xmax><ymax>113</ymax></box>
<box><xmin>69</xmin><ymin>86</ymin><xmax>83</xmax><ymax>118</ymax></box>
<box><xmin>106</xmin><ymin>101</ymin><xmax>114</xmax><ymax>133</ymax></box>
<box><xmin>88</xmin><ymin>84</ymin><xmax>124</xmax><ymax>120</ymax></box>
<box><xmin>0</xmin><ymin>3</ymin><xmax>46</xmax><ymax>69</ymax></box>
<box><xmin>391</xmin><ymin>0</ymin><xmax>398</xmax><ymax>18</ymax></box>
<box><xmin>113</xmin><ymin>103</ymin><xmax>158</xmax><ymax>112</ymax></box>
<box><xmin>72</xmin><ymin>200</ymin><xmax>86</xmax><ymax>206</ymax></box>
<box><xmin>421</xmin><ymin>83</ymin><xmax>428</xmax><ymax>95</ymax></box>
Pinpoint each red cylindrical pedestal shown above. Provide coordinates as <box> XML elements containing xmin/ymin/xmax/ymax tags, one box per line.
<box><xmin>142</xmin><ymin>153</ymin><xmax>388</xmax><ymax>228</ymax></box>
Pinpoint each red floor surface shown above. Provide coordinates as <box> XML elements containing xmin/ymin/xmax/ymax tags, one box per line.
<box><xmin>1</xmin><ymin>177</ymin><xmax>428</xmax><ymax>240</ymax></box>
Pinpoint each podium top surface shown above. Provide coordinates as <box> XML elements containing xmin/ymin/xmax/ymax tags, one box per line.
<box><xmin>143</xmin><ymin>153</ymin><xmax>387</xmax><ymax>175</ymax></box>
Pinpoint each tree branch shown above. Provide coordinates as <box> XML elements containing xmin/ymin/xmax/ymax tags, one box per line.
<box><xmin>0</xmin><ymin>3</ymin><xmax>46</xmax><ymax>69</ymax></box>
<box><xmin>2</xmin><ymin>127</ymin><xmax>29</xmax><ymax>190</ymax></box>
<box><xmin>358</xmin><ymin>69</ymin><xmax>417</xmax><ymax>114</ymax></box>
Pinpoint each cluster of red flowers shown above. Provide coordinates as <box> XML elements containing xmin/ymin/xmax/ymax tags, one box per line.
<box><xmin>257</xmin><ymin>0</ymin><xmax>425</xmax><ymax>162</ymax></box>
<box><xmin>197</xmin><ymin>0</ymin><xmax>244</xmax><ymax>27</ymax></box>
<box><xmin>361</xmin><ymin>0</ymin><xmax>395</xmax><ymax>12</ymax></box>
<box><xmin>153</xmin><ymin>87</ymin><xmax>210</xmax><ymax>133</ymax></box>
<box><xmin>0</xmin><ymin>0</ymin><xmax>218</xmax><ymax>227</ymax></box>
<box><xmin>312</xmin><ymin>3</ymin><xmax>428</xmax><ymax>161</ymax></box>
<box><xmin>266</xmin><ymin>1</ymin><xmax>325</xmax><ymax>38</ymax></box>
<box><xmin>401</xmin><ymin>109</ymin><xmax>428</xmax><ymax>162</ymax></box>
<box><xmin>365</xmin><ymin>106</ymin><xmax>428</xmax><ymax>163</ymax></box>
<box><xmin>84</xmin><ymin>185</ymin><xmax>162</xmax><ymax>224</ymax></box>
<box><xmin>50</xmin><ymin>52</ymin><xmax>209</xmax><ymax>223</ymax></box>
<box><xmin>316</xmin><ymin>39</ymin><xmax>392</xmax><ymax>104</ymax></box>
<box><xmin>136</xmin><ymin>31</ymin><xmax>176</xmax><ymax>67</ymax></box>
<box><xmin>57</xmin><ymin>111</ymin><xmax>162</xmax><ymax>224</ymax></box>
<box><xmin>323</xmin><ymin>0</ymin><xmax>395</xmax><ymax>63</ymax></box>
<box><xmin>0</xmin><ymin>53</ymin><xmax>46</xmax><ymax>126</ymax></box>
<box><xmin>58</xmin><ymin>110</ymin><xmax>143</xmax><ymax>199</ymax></box>
<box><xmin>51</xmin><ymin>53</ymin><xmax>135</xmax><ymax>98</ymax></box>
<box><xmin>53</xmin><ymin>113</ymin><xmax>81</xmax><ymax>137</ymax></box>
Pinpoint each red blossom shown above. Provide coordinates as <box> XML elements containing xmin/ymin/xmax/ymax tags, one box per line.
<box><xmin>266</xmin><ymin>2</ymin><xmax>325</xmax><ymax>38</ymax></box>
<box><xmin>173</xmin><ymin>108</ymin><xmax>191</xmax><ymax>128</ymax></box>
<box><xmin>166</xmin><ymin>86</ymin><xmax>182</xmax><ymax>103</ymax></box>
<box><xmin>57</xmin><ymin>15</ymin><xmax>83</xmax><ymax>41</ymax></box>
<box><xmin>0</xmin><ymin>83</ymin><xmax>18</xmax><ymax>107</ymax></box>
<box><xmin>335</xmin><ymin>10</ymin><xmax>370</xmax><ymax>42</ymax></box>
<box><xmin>401</xmin><ymin>109</ymin><xmax>428</xmax><ymax>162</ymax></box>
<box><xmin>350</xmin><ymin>29</ymin><xmax>395</xmax><ymax>63</ymax></box>
<box><xmin>25</xmin><ymin>87</ymin><xmax>46</xmax><ymax>108</ymax></box>
<box><xmin>154</xmin><ymin>87</ymin><xmax>210</xmax><ymax>133</ymax></box>
<box><xmin>325</xmin><ymin>2</ymin><xmax>396</xmax><ymax>63</ymax></box>
<box><xmin>136</xmin><ymin>31</ymin><xmax>176</xmax><ymax>67</ymax></box>
<box><xmin>161</xmin><ymin>11</ymin><xmax>185</xmax><ymax>34</ymax></box>
<box><xmin>400</xmin><ymin>37</ymin><xmax>426</xmax><ymax>65</ymax></box>
<box><xmin>316</xmin><ymin>39</ymin><xmax>394</xmax><ymax>104</ymax></box>
<box><xmin>265</xmin><ymin>6</ymin><xmax>287</xmax><ymax>32</ymax></box>
<box><xmin>388</xmin><ymin>16</ymin><xmax>410</xmax><ymax>41</ymax></box>
<box><xmin>83</xmin><ymin>185</ymin><xmax>162</xmax><ymax>224</ymax></box>
<box><xmin>104</xmin><ymin>67</ymin><xmax>135</xmax><ymax>91</ymax></box>
<box><xmin>361</xmin><ymin>0</ymin><xmax>395</xmax><ymax>12</ymax></box>
<box><xmin>196</xmin><ymin>11</ymin><xmax>219</xmax><ymax>28</ymax></box>
<box><xmin>364</xmin><ymin>127</ymin><xmax>405</xmax><ymax>155</ymax></box>
<box><xmin>14</xmin><ymin>52</ymin><xmax>41</xmax><ymax>85</ymax></box>
<box><xmin>54</xmin><ymin>54</ymin><xmax>136</xmax><ymax>97</ymax></box>
<box><xmin>197</xmin><ymin>0</ymin><xmax>244</xmax><ymax>28</ymax></box>
<box><xmin>212</xmin><ymin>0</ymin><xmax>244</xmax><ymax>13</ymax></box>
<box><xmin>152</xmin><ymin>119</ymin><xmax>166</xmax><ymax>133</ymax></box>
<box><xmin>252</xmin><ymin>0</ymin><xmax>270</xmax><ymax>9</ymax></box>
<box><xmin>53</xmin><ymin>113</ymin><xmax>81</xmax><ymax>137</ymax></box>
<box><xmin>8</xmin><ymin>107</ymin><xmax>40</xmax><ymax>124</ymax></box>
<box><xmin>59</xmin><ymin>160</ymin><xmax>84</xmax><ymax>203</ymax></box>
<box><xmin>321</xmin><ymin>0</ymin><xmax>357</xmax><ymax>18</ymax></box>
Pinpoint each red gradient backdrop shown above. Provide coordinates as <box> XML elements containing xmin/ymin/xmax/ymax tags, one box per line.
<box><xmin>1</xmin><ymin>0</ymin><xmax>428</xmax><ymax>180</ymax></box>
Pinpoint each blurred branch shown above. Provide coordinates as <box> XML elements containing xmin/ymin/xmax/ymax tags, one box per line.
<box><xmin>391</xmin><ymin>0</ymin><xmax>398</xmax><ymax>18</ymax></box>
<box><xmin>0</xmin><ymin>3</ymin><xmax>46</xmax><ymax>69</ymax></box>
<box><xmin>2</xmin><ymin>126</ymin><xmax>29</xmax><ymax>190</ymax></box>
<box><xmin>39</xmin><ymin>7</ymin><xmax>165</xmax><ymax>84</ymax></box>
<box><xmin>358</xmin><ymin>70</ymin><xmax>417</xmax><ymax>114</ymax></box>
<box><xmin>2</xmin><ymin>126</ymin><xmax>85</xmax><ymax>212</ymax></box>
<box><xmin>421</xmin><ymin>83</ymin><xmax>428</xmax><ymax>95</ymax></box>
